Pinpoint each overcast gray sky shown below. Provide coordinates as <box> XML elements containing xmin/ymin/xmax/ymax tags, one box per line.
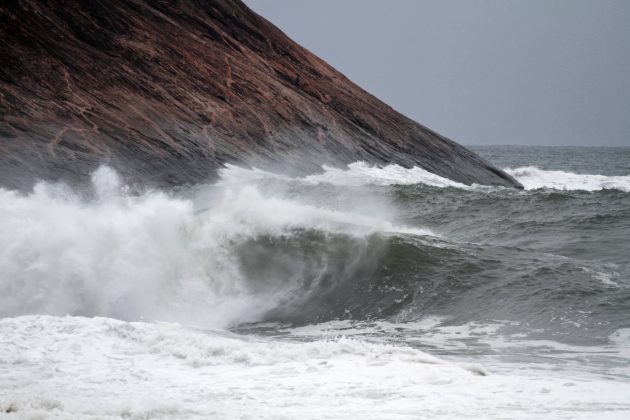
<box><xmin>245</xmin><ymin>0</ymin><xmax>630</xmax><ymax>146</ymax></box>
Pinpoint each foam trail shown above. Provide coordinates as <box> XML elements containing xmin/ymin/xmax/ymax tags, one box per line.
<box><xmin>506</xmin><ymin>166</ymin><xmax>630</xmax><ymax>192</ymax></box>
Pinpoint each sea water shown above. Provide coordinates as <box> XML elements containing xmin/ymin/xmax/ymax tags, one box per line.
<box><xmin>1</xmin><ymin>146</ymin><xmax>629</xmax><ymax>419</ymax></box>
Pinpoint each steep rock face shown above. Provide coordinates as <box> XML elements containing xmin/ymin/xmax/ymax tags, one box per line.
<box><xmin>0</xmin><ymin>0</ymin><xmax>522</xmax><ymax>189</ymax></box>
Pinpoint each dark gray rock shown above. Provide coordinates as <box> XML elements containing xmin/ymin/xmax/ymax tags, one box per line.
<box><xmin>0</xmin><ymin>0</ymin><xmax>522</xmax><ymax>190</ymax></box>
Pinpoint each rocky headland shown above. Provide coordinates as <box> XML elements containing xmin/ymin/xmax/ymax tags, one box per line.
<box><xmin>0</xmin><ymin>0</ymin><xmax>522</xmax><ymax>190</ymax></box>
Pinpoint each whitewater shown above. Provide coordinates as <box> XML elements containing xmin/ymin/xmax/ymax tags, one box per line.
<box><xmin>1</xmin><ymin>146</ymin><xmax>629</xmax><ymax>419</ymax></box>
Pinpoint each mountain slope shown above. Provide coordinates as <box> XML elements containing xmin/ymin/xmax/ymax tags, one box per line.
<box><xmin>0</xmin><ymin>0</ymin><xmax>522</xmax><ymax>189</ymax></box>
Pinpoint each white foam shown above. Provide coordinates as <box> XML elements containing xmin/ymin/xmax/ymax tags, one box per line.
<box><xmin>219</xmin><ymin>161</ymin><xmax>470</xmax><ymax>188</ymax></box>
<box><xmin>594</xmin><ymin>271</ymin><xmax>623</xmax><ymax>288</ymax></box>
<box><xmin>222</xmin><ymin>161</ymin><xmax>630</xmax><ymax>193</ymax></box>
<box><xmin>505</xmin><ymin>166</ymin><xmax>630</xmax><ymax>192</ymax></box>
<box><xmin>216</xmin><ymin>164</ymin><xmax>289</xmax><ymax>186</ymax></box>
<box><xmin>305</xmin><ymin>162</ymin><xmax>471</xmax><ymax>188</ymax></box>
<box><xmin>0</xmin><ymin>166</ymin><xmax>434</xmax><ymax>328</ymax></box>
<box><xmin>610</xmin><ymin>328</ymin><xmax>630</xmax><ymax>348</ymax></box>
<box><xmin>1</xmin><ymin>315</ymin><xmax>629</xmax><ymax>420</ymax></box>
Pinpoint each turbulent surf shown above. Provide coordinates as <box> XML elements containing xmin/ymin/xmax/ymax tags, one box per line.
<box><xmin>1</xmin><ymin>146</ymin><xmax>629</xmax><ymax>419</ymax></box>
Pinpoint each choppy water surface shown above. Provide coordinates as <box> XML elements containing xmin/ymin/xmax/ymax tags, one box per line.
<box><xmin>1</xmin><ymin>146</ymin><xmax>629</xmax><ymax>419</ymax></box>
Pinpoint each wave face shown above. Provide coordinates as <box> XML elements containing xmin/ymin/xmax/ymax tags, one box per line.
<box><xmin>1</xmin><ymin>146</ymin><xmax>630</xmax><ymax>418</ymax></box>
<box><xmin>0</xmin><ymin>166</ymin><xmax>436</xmax><ymax>328</ymax></box>
<box><xmin>1</xmin><ymin>155</ymin><xmax>629</xmax><ymax>335</ymax></box>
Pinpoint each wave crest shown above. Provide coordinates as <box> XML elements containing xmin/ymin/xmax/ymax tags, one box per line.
<box><xmin>0</xmin><ymin>166</ymin><xmax>433</xmax><ymax>328</ymax></box>
<box><xmin>219</xmin><ymin>162</ymin><xmax>469</xmax><ymax>188</ymax></box>
<box><xmin>505</xmin><ymin>166</ymin><xmax>630</xmax><ymax>192</ymax></box>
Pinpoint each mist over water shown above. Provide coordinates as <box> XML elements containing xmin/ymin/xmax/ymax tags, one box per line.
<box><xmin>0</xmin><ymin>165</ymin><xmax>435</xmax><ymax>328</ymax></box>
<box><xmin>1</xmin><ymin>146</ymin><xmax>630</xmax><ymax>418</ymax></box>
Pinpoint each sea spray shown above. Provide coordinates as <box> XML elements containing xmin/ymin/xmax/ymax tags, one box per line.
<box><xmin>0</xmin><ymin>165</ymin><xmax>432</xmax><ymax>328</ymax></box>
<box><xmin>1</xmin><ymin>147</ymin><xmax>630</xmax><ymax>419</ymax></box>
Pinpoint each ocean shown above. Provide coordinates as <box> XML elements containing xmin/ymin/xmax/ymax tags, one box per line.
<box><xmin>1</xmin><ymin>146</ymin><xmax>629</xmax><ymax>419</ymax></box>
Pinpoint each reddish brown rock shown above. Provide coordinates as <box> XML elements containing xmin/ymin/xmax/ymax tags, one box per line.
<box><xmin>0</xmin><ymin>0</ymin><xmax>522</xmax><ymax>190</ymax></box>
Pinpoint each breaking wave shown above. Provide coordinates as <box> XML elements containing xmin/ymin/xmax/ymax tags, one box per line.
<box><xmin>219</xmin><ymin>162</ymin><xmax>470</xmax><ymax>188</ymax></box>
<box><xmin>222</xmin><ymin>162</ymin><xmax>630</xmax><ymax>193</ymax></box>
<box><xmin>304</xmin><ymin>162</ymin><xmax>470</xmax><ymax>188</ymax></box>
<box><xmin>1</xmin><ymin>161</ymin><xmax>629</xmax><ymax>333</ymax></box>
<box><xmin>2</xmin><ymin>150</ymin><xmax>629</xmax><ymax>419</ymax></box>
<box><xmin>505</xmin><ymin>166</ymin><xmax>630</xmax><ymax>192</ymax></box>
<box><xmin>0</xmin><ymin>166</ymin><xmax>435</xmax><ymax>328</ymax></box>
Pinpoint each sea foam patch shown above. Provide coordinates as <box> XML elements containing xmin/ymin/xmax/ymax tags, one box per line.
<box><xmin>505</xmin><ymin>166</ymin><xmax>630</xmax><ymax>192</ymax></box>
<box><xmin>1</xmin><ymin>315</ymin><xmax>629</xmax><ymax>420</ymax></box>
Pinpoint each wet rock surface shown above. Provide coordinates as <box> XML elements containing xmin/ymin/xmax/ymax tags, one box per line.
<box><xmin>0</xmin><ymin>0</ymin><xmax>521</xmax><ymax>190</ymax></box>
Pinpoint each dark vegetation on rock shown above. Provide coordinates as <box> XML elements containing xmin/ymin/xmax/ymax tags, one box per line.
<box><xmin>0</xmin><ymin>0</ymin><xmax>522</xmax><ymax>190</ymax></box>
